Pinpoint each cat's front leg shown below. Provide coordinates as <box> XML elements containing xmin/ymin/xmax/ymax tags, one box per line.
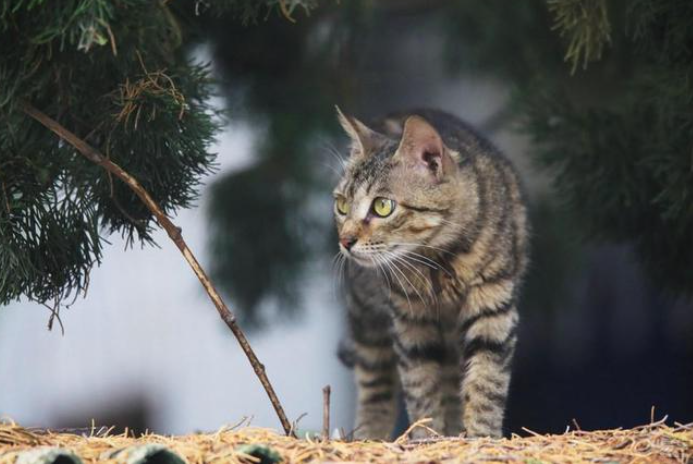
<box><xmin>391</xmin><ymin>308</ymin><xmax>447</xmax><ymax>438</ymax></box>
<box><xmin>458</xmin><ymin>280</ymin><xmax>519</xmax><ymax>438</ymax></box>
<box><xmin>351</xmin><ymin>343</ymin><xmax>399</xmax><ymax>440</ymax></box>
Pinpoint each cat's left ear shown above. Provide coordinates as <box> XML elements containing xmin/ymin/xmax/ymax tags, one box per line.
<box><xmin>336</xmin><ymin>106</ymin><xmax>385</xmax><ymax>159</ymax></box>
<box><xmin>394</xmin><ymin>115</ymin><xmax>456</xmax><ymax>182</ymax></box>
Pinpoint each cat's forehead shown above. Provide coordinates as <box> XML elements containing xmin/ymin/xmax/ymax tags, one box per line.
<box><xmin>336</xmin><ymin>141</ymin><xmax>397</xmax><ymax>196</ymax></box>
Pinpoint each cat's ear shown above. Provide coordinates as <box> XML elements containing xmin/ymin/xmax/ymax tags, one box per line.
<box><xmin>336</xmin><ymin>106</ymin><xmax>384</xmax><ymax>159</ymax></box>
<box><xmin>395</xmin><ymin>115</ymin><xmax>456</xmax><ymax>181</ymax></box>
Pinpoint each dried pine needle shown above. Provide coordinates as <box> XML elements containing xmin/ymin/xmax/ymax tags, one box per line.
<box><xmin>0</xmin><ymin>420</ymin><xmax>691</xmax><ymax>463</ymax></box>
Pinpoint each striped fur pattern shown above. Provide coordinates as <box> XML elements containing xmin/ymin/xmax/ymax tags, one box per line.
<box><xmin>333</xmin><ymin>108</ymin><xmax>529</xmax><ymax>440</ymax></box>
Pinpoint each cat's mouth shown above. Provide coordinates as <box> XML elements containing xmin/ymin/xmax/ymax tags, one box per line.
<box><xmin>341</xmin><ymin>248</ymin><xmax>378</xmax><ymax>267</ymax></box>
<box><xmin>341</xmin><ymin>244</ymin><xmax>403</xmax><ymax>268</ymax></box>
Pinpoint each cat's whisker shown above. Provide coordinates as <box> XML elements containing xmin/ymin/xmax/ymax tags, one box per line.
<box><xmin>340</xmin><ymin>251</ymin><xmax>348</xmax><ymax>275</ymax></box>
<box><xmin>396</xmin><ymin>257</ymin><xmax>433</xmax><ymax>289</ymax></box>
<box><xmin>388</xmin><ymin>252</ymin><xmax>437</xmax><ymax>307</ymax></box>
<box><xmin>386</xmin><ymin>253</ymin><xmax>426</xmax><ymax>307</ymax></box>
<box><xmin>399</xmin><ymin>249</ymin><xmax>454</xmax><ymax>279</ymax></box>
<box><xmin>388</xmin><ymin>252</ymin><xmax>430</xmax><ymax>287</ymax></box>
<box><xmin>396</xmin><ymin>263</ymin><xmax>431</xmax><ymax>305</ymax></box>
<box><xmin>321</xmin><ymin>140</ymin><xmax>349</xmax><ymax>169</ymax></box>
<box><xmin>373</xmin><ymin>254</ymin><xmax>393</xmax><ymax>300</ymax></box>
<box><xmin>374</xmin><ymin>254</ymin><xmax>395</xmax><ymax>293</ymax></box>
<box><xmin>439</xmin><ymin>219</ymin><xmax>464</xmax><ymax>228</ymax></box>
<box><xmin>330</xmin><ymin>146</ymin><xmax>348</xmax><ymax>168</ymax></box>
<box><xmin>338</xmin><ymin>255</ymin><xmax>347</xmax><ymax>299</ymax></box>
<box><xmin>331</xmin><ymin>252</ymin><xmax>346</xmax><ymax>301</ymax></box>
<box><xmin>401</xmin><ymin>254</ymin><xmax>436</xmax><ymax>269</ymax></box>
<box><xmin>390</xmin><ymin>245</ymin><xmax>454</xmax><ymax>302</ymax></box>
<box><xmin>330</xmin><ymin>252</ymin><xmax>342</xmax><ymax>281</ymax></box>
<box><xmin>390</xmin><ymin>242</ymin><xmax>455</xmax><ymax>257</ymax></box>
<box><xmin>385</xmin><ymin>257</ymin><xmax>413</xmax><ymax>312</ymax></box>
<box><xmin>321</xmin><ymin>160</ymin><xmax>345</xmax><ymax>178</ymax></box>
<box><xmin>331</xmin><ymin>251</ymin><xmax>343</xmax><ymax>268</ymax></box>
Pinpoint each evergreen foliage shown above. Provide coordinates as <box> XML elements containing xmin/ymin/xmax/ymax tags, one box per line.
<box><xmin>548</xmin><ymin>0</ymin><xmax>611</xmax><ymax>73</ymax></box>
<box><xmin>0</xmin><ymin>0</ymin><xmax>316</xmax><ymax>307</ymax></box>
<box><xmin>443</xmin><ymin>0</ymin><xmax>693</xmax><ymax>296</ymax></box>
<box><xmin>2</xmin><ymin>0</ymin><xmax>691</xmax><ymax>325</ymax></box>
<box><xmin>524</xmin><ymin>0</ymin><xmax>693</xmax><ymax>295</ymax></box>
<box><xmin>203</xmin><ymin>6</ymin><xmax>349</xmax><ymax>326</ymax></box>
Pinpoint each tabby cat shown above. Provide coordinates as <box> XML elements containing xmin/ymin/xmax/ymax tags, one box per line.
<box><xmin>333</xmin><ymin>108</ymin><xmax>529</xmax><ymax>439</ymax></box>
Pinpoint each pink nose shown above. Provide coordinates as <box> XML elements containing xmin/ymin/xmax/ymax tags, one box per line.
<box><xmin>340</xmin><ymin>236</ymin><xmax>357</xmax><ymax>250</ymax></box>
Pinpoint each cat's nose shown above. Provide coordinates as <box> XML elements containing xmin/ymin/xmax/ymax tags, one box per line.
<box><xmin>340</xmin><ymin>235</ymin><xmax>358</xmax><ymax>250</ymax></box>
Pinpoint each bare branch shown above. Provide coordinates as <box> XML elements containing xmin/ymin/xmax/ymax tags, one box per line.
<box><xmin>322</xmin><ymin>385</ymin><xmax>331</xmax><ymax>440</ymax></box>
<box><xmin>19</xmin><ymin>101</ymin><xmax>295</xmax><ymax>437</ymax></box>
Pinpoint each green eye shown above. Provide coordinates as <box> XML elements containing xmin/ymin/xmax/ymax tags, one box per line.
<box><xmin>335</xmin><ymin>196</ymin><xmax>349</xmax><ymax>215</ymax></box>
<box><xmin>372</xmin><ymin>197</ymin><xmax>395</xmax><ymax>217</ymax></box>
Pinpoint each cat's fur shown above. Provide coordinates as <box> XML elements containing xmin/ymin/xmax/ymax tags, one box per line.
<box><xmin>333</xmin><ymin>108</ymin><xmax>529</xmax><ymax>439</ymax></box>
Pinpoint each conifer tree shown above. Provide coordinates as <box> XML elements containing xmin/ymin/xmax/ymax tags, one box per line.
<box><xmin>444</xmin><ymin>0</ymin><xmax>693</xmax><ymax>296</ymax></box>
<box><xmin>528</xmin><ymin>0</ymin><xmax>693</xmax><ymax>295</ymax></box>
<box><xmin>1</xmin><ymin>0</ymin><xmax>317</xmax><ymax>435</ymax></box>
<box><xmin>0</xmin><ymin>0</ymin><xmax>316</xmax><ymax>309</ymax></box>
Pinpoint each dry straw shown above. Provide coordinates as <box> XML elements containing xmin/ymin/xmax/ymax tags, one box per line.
<box><xmin>0</xmin><ymin>418</ymin><xmax>691</xmax><ymax>463</ymax></box>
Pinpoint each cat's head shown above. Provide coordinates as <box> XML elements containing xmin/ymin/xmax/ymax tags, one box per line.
<box><xmin>332</xmin><ymin>108</ymin><xmax>464</xmax><ymax>268</ymax></box>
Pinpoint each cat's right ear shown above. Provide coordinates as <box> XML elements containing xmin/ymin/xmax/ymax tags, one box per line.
<box><xmin>394</xmin><ymin>115</ymin><xmax>457</xmax><ymax>182</ymax></box>
<box><xmin>336</xmin><ymin>106</ymin><xmax>384</xmax><ymax>159</ymax></box>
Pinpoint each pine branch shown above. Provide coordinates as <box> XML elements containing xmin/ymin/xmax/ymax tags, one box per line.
<box><xmin>19</xmin><ymin>101</ymin><xmax>295</xmax><ymax>438</ymax></box>
<box><xmin>548</xmin><ymin>0</ymin><xmax>612</xmax><ymax>73</ymax></box>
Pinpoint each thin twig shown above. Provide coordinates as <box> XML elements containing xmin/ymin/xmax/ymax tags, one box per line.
<box><xmin>521</xmin><ymin>427</ymin><xmax>544</xmax><ymax>437</ymax></box>
<box><xmin>291</xmin><ymin>412</ymin><xmax>308</xmax><ymax>437</ymax></box>
<box><xmin>322</xmin><ymin>385</ymin><xmax>331</xmax><ymax>441</ymax></box>
<box><xmin>277</xmin><ymin>0</ymin><xmax>296</xmax><ymax>23</ymax></box>
<box><xmin>42</xmin><ymin>300</ymin><xmax>65</xmax><ymax>336</ymax></box>
<box><xmin>19</xmin><ymin>101</ymin><xmax>294</xmax><ymax>437</ymax></box>
<box><xmin>394</xmin><ymin>418</ymin><xmax>435</xmax><ymax>444</ymax></box>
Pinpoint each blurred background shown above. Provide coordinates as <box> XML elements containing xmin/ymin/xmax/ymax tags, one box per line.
<box><xmin>1</xmin><ymin>0</ymin><xmax>692</xmax><ymax>436</ymax></box>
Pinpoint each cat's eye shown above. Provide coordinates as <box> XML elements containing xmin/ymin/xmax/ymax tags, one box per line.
<box><xmin>372</xmin><ymin>197</ymin><xmax>395</xmax><ymax>217</ymax></box>
<box><xmin>335</xmin><ymin>196</ymin><xmax>349</xmax><ymax>215</ymax></box>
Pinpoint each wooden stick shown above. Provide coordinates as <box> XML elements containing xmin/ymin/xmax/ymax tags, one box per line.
<box><xmin>322</xmin><ymin>385</ymin><xmax>331</xmax><ymax>440</ymax></box>
<box><xmin>20</xmin><ymin>101</ymin><xmax>295</xmax><ymax>437</ymax></box>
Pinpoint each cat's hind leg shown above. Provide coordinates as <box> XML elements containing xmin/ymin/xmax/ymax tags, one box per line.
<box><xmin>442</xmin><ymin>328</ymin><xmax>463</xmax><ymax>436</ymax></box>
